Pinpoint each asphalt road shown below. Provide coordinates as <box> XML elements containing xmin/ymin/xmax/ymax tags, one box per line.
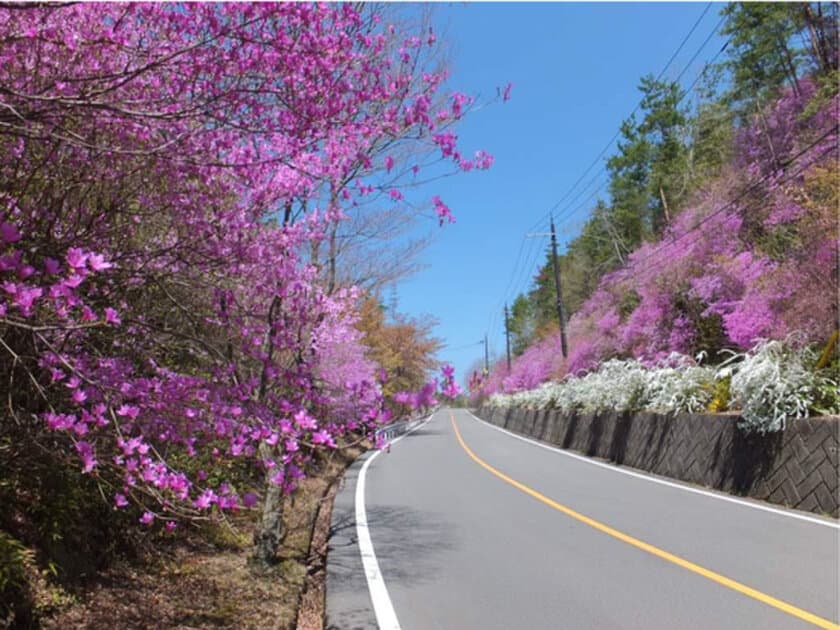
<box><xmin>327</xmin><ymin>408</ymin><xmax>840</xmax><ymax>630</ymax></box>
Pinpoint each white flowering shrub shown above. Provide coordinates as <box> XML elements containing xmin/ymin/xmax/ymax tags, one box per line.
<box><xmin>485</xmin><ymin>339</ymin><xmax>836</xmax><ymax>432</ymax></box>
<box><xmin>722</xmin><ymin>339</ymin><xmax>837</xmax><ymax>433</ymax></box>
<box><xmin>646</xmin><ymin>364</ymin><xmax>716</xmax><ymax>414</ymax></box>
<box><xmin>581</xmin><ymin>359</ymin><xmax>650</xmax><ymax>412</ymax></box>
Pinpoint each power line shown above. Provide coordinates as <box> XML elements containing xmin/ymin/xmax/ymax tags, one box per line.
<box><xmin>491</xmin><ymin>4</ymin><xmax>733</xmax><ymax>349</ymax></box>
<box><xmin>443</xmin><ymin>340</ymin><xmax>485</xmax><ymax>352</ymax></box>
<box><xmin>672</xmin><ymin>14</ymin><xmax>726</xmax><ymax>86</ymax></box>
<box><xmin>524</xmin><ymin>2</ymin><xmax>718</xmax><ymax>235</ymax></box>
<box><xmin>625</xmin><ymin>126</ymin><xmax>837</xmax><ymax>279</ymax></box>
<box><xmin>654</xmin><ymin>3</ymin><xmax>713</xmax><ymax>83</ymax></box>
<box><xmin>635</xmin><ymin>151</ymin><xmax>836</xmax><ymax>286</ymax></box>
<box><xmin>549</xmin><ymin>28</ymin><xmax>731</xmax><ymax>232</ymax></box>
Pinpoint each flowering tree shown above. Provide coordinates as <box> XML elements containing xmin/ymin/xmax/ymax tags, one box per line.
<box><xmin>0</xmin><ymin>3</ymin><xmax>492</xmax><ymax>564</ymax></box>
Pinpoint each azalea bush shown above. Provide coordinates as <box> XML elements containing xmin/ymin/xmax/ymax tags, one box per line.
<box><xmin>562</xmin><ymin>79</ymin><xmax>838</xmax><ymax>374</ymax></box>
<box><xmin>0</xmin><ymin>1</ymin><xmax>494</xmax><ymax>577</ymax></box>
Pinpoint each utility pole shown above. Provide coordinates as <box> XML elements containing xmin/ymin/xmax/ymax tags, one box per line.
<box><xmin>483</xmin><ymin>333</ymin><xmax>489</xmax><ymax>375</ymax></box>
<box><xmin>550</xmin><ymin>215</ymin><xmax>569</xmax><ymax>359</ymax></box>
<box><xmin>504</xmin><ymin>304</ymin><xmax>512</xmax><ymax>372</ymax></box>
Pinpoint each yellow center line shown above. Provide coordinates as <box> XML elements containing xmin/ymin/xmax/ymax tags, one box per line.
<box><xmin>449</xmin><ymin>412</ymin><xmax>839</xmax><ymax>630</ymax></box>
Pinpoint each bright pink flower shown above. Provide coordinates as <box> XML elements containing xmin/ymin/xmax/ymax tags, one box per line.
<box><xmin>294</xmin><ymin>409</ymin><xmax>316</xmax><ymax>430</ymax></box>
<box><xmin>194</xmin><ymin>489</ymin><xmax>216</xmax><ymax>509</ymax></box>
<box><xmin>432</xmin><ymin>196</ymin><xmax>455</xmax><ymax>226</ymax></box>
<box><xmin>13</xmin><ymin>286</ymin><xmax>41</xmax><ymax>314</ymax></box>
<box><xmin>75</xmin><ymin>440</ymin><xmax>97</xmax><ymax>473</ymax></box>
<box><xmin>311</xmin><ymin>429</ymin><xmax>335</xmax><ymax>448</ymax></box>
<box><xmin>117</xmin><ymin>404</ymin><xmax>139</xmax><ymax>418</ymax></box>
<box><xmin>66</xmin><ymin>247</ymin><xmax>88</xmax><ymax>270</ymax></box>
<box><xmin>87</xmin><ymin>253</ymin><xmax>113</xmax><ymax>271</ymax></box>
<box><xmin>104</xmin><ymin>307</ymin><xmax>121</xmax><ymax>325</ymax></box>
<box><xmin>62</xmin><ymin>274</ymin><xmax>85</xmax><ymax>289</ymax></box>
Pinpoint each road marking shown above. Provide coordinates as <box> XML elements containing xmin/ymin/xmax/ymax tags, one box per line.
<box><xmin>467</xmin><ymin>410</ymin><xmax>840</xmax><ymax>530</ymax></box>
<box><xmin>450</xmin><ymin>412</ymin><xmax>840</xmax><ymax>630</ymax></box>
<box><xmin>356</xmin><ymin>413</ymin><xmax>434</xmax><ymax>630</ymax></box>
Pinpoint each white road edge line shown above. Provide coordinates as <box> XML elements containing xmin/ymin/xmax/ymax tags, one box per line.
<box><xmin>356</xmin><ymin>412</ymin><xmax>436</xmax><ymax>630</ymax></box>
<box><xmin>466</xmin><ymin>410</ymin><xmax>840</xmax><ymax>529</ymax></box>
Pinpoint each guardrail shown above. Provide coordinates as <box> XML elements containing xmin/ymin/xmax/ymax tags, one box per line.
<box><xmin>374</xmin><ymin>408</ymin><xmax>438</xmax><ymax>443</ymax></box>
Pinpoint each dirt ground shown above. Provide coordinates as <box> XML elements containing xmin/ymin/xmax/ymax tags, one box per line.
<box><xmin>40</xmin><ymin>445</ymin><xmax>365</xmax><ymax>630</ymax></box>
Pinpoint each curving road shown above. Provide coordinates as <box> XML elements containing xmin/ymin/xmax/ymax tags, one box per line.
<box><xmin>327</xmin><ymin>408</ymin><xmax>840</xmax><ymax>630</ymax></box>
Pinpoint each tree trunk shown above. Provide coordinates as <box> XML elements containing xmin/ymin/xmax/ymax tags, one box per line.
<box><xmin>327</xmin><ymin>221</ymin><xmax>338</xmax><ymax>295</ymax></box>
<box><xmin>756</xmin><ymin>99</ymin><xmax>781</xmax><ymax>171</ymax></box>
<box><xmin>802</xmin><ymin>4</ymin><xmax>832</xmax><ymax>73</ymax></box>
<box><xmin>252</xmin><ymin>445</ymin><xmax>284</xmax><ymax>566</ymax></box>
<box><xmin>658</xmin><ymin>185</ymin><xmax>672</xmax><ymax>226</ymax></box>
<box><xmin>777</xmin><ymin>38</ymin><xmax>801</xmax><ymax>98</ymax></box>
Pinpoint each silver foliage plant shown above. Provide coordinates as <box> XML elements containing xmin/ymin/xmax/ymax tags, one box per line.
<box><xmin>487</xmin><ymin>340</ymin><xmax>837</xmax><ymax>432</ymax></box>
<box><xmin>722</xmin><ymin>339</ymin><xmax>838</xmax><ymax>433</ymax></box>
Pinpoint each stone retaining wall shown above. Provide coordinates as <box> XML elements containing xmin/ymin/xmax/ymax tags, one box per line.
<box><xmin>475</xmin><ymin>406</ymin><xmax>840</xmax><ymax>518</ymax></box>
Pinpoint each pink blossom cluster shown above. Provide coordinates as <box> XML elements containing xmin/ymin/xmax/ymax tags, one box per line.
<box><xmin>391</xmin><ymin>364</ymin><xmax>460</xmax><ymax>412</ymax></box>
<box><xmin>0</xmin><ymin>3</ymin><xmax>491</xmax><ymax>526</ymax></box>
<box><xmin>475</xmin><ymin>80</ymin><xmax>837</xmax><ymax>399</ymax></box>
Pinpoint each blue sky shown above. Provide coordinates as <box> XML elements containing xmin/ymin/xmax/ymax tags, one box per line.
<box><xmin>391</xmin><ymin>2</ymin><xmax>728</xmax><ymax>385</ymax></box>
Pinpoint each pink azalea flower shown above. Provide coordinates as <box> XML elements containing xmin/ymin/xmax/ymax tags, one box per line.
<box><xmin>75</xmin><ymin>440</ymin><xmax>97</xmax><ymax>473</ymax></box>
<box><xmin>432</xmin><ymin>196</ymin><xmax>455</xmax><ymax>226</ymax></box>
<box><xmin>104</xmin><ymin>307</ymin><xmax>121</xmax><ymax>325</ymax></box>
<box><xmin>66</xmin><ymin>247</ymin><xmax>88</xmax><ymax>270</ymax></box>
<box><xmin>63</xmin><ymin>274</ymin><xmax>85</xmax><ymax>289</ymax></box>
<box><xmin>294</xmin><ymin>409</ymin><xmax>316</xmax><ymax>430</ymax></box>
<box><xmin>0</xmin><ymin>222</ymin><xmax>21</xmax><ymax>244</ymax></box>
<box><xmin>311</xmin><ymin>429</ymin><xmax>336</xmax><ymax>448</ymax></box>
<box><xmin>13</xmin><ymin>286</ymin><xmax>42</xmax><ymax>314</ymax></box>
<box><xmin>87</xmin><ymin>253</ymin><xmax>113</xmax><ymax>271</ymax></box>
<box><xmin>116</xmin><ymin>404</ymin><xmax>139</xmax><ymax>418</ymax></box>
<box><xmin>193</xmin><ymin>489</ymin><xmax>216</xmax><ymax>509</ymax></box>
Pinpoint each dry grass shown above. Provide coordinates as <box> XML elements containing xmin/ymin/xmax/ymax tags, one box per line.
<box><xmin>40</xmin><ymin>444</ymin><xmax>366</xmax><ymax>630</ymax></box>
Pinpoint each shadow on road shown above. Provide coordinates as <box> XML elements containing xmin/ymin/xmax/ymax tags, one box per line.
<box><xmin>329</xmin><ymin>503</ymin><xmax>456</xmax><ymax>594</ymax></box>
